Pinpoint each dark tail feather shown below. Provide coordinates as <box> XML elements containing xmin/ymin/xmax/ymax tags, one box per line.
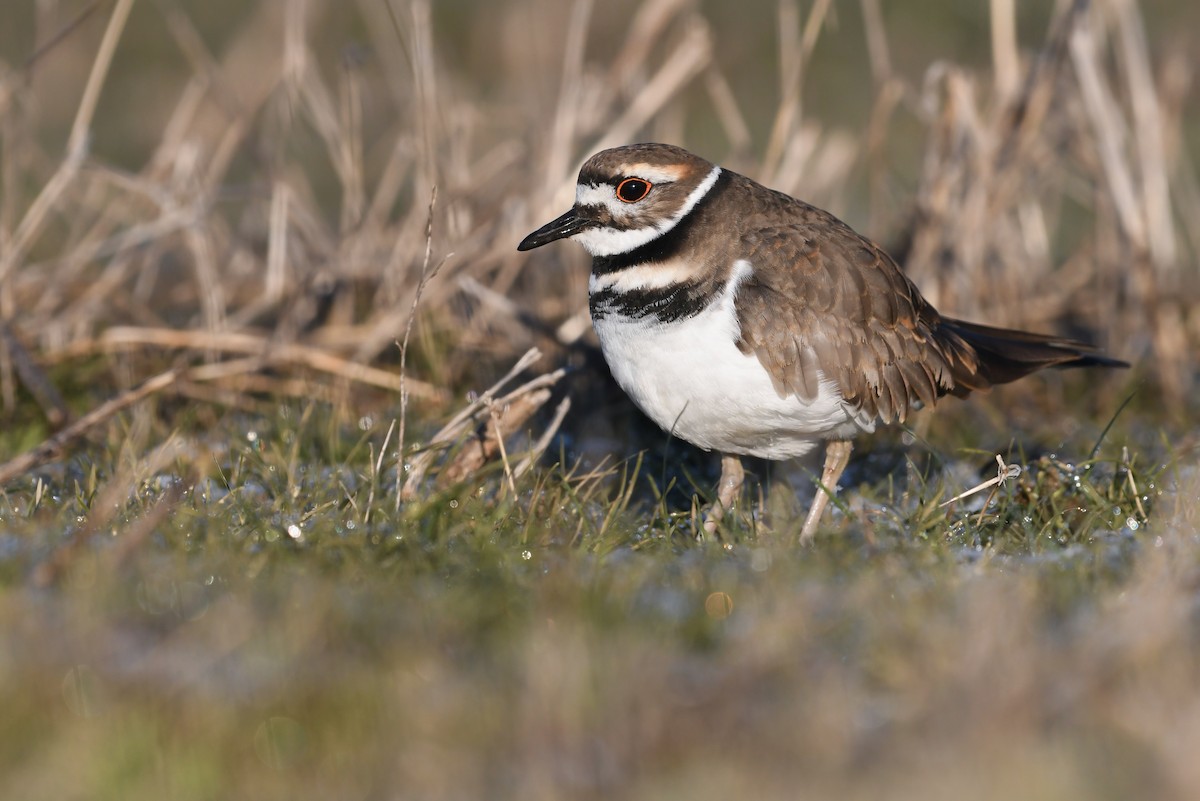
<box><xmin>940</xmin><ymin>317</ymin><xmax>1129</xmax><ymax>391</ymax></box>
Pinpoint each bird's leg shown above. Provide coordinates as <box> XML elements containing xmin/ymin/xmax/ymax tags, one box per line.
<box><xmin>798</xmin><ymin>439</ymin><xmax>852</xmax><ymax>543</ymax></box>
<box><xmin>702</xmin><ymin>453</ymin><xmax>745</xmax><ymax>538</ymax></box>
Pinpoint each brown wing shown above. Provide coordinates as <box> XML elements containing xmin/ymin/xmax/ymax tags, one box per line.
<box><xmin>732</xmin><ymin>207</ymin><xmax>983</xmax><ymax>424</ymax></box>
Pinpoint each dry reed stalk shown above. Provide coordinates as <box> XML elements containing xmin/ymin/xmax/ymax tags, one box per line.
<box><xmin>0</xmin><ymin>319</ymin><xmax>69</xmax><ymax>428</ymax></box>
<box><xmin>990</xmin><ymin>0</ymin><xmax>1020</xmax><ymax>103</ymax></box>
<box><xmin>400</xmin><ymin>348</ymin><xmax>564</xmax><ymax>501</ymax></box>
<box><xmin>55</xmin><ymin>326</ymin><xmax>447</xmax><ymax>401</ymax></box>
<box><xmin>703</xmin><ymin>67</ymin><xmax>753</xmax><ymax>156</ymax></box>
<box><xmin>395</xmin><ymin>187</ymin><xmax>447</xmax><ymax>508</ymax></box>
<box><xmin>173</xmin><ymin>376</ymin><xmax>287</xmax><ymax>414</ymax></box>
<box><xmin>583</xmin><ymin>19</ymin><xmax>712</xmax><ymax>160</ymax></box>
<box><xmin>543</xmin><ymin>0</ymin><xmax>595</xmax><ymax>199</ymax></box>
<box><xmin>893</xmin><ymin>0</ymin><xmax>1177</xmax><ymax>376</ymax></box>
<box><xmin>184</xmin><ymin>363</ymin><xmax>340</xmax><ymax>401</ymax></box>
<box><xmin>1070</xmin><ymin>3</ymin><xmax>1187</xmax><ymax>405</ymax></box>
<box><xmin>266</xmin><ymin>180</ymin><xmax>291</xmax><ymax>305</ymax></box>
<box><xmin>1112</xmin><ymin>0</ymin><xmax>1176</xmax><ymax>271</ymax></box>
<box><xmin>513</xmin><ymin>396</ymin><xmax>572</xmax><ymax>481</ymax></box>
<box><xmin>2</xmin><ymin>0</ymin><xmax>134</xmax><ymax>284</ymax></box>
<box><xmin>439</xmin><ymin>389</ymin><xmax>551</xmax><ymax>490</ymax></box>
<box><xmin>603</xmin><ymin>0</ymin><xmax>690</xmax><ymax>95</ymax></box>
<box><xmin>761</xmin><ymin>0</ymin><xmax>832</xmax><ymax>180</ymax></box>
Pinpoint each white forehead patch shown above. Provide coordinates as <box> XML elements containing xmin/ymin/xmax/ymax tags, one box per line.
<box><xmin>575</xmin><ymin>182</ymin><xmax>618</xmax><ymax>208</ymax></box>
<box><xmin>571</xmin><ymin>165</ymin><xmax>722</xmax><ymax>257</ymax></box>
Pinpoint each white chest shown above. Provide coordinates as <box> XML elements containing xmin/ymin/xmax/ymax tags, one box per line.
<box><xmin>590</xmin><ymin>262</ymin><xmax>872</xmax><ymax>460</ymax></box>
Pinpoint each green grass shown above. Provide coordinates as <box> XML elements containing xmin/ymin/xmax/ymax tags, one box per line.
<box><xmin>0</xmin><ymin>389</ymin><xmax>1189</xmax><ymax>800</ymax></box>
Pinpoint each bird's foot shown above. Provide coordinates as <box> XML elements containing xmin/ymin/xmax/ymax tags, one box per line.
<box><xmin>798</xmin><ymin>439</ymin><xmax>852</xmax><ymax>543</ymax></box>
<box><xmin>702</xmin><ymin>453</ymin><xmax>745</xmax><ymax>539</ymax></box>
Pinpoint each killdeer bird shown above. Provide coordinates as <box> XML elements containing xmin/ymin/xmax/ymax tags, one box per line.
<box><xmin>518</xmin><ymin>143</ymin><xmax>1127</xmax><ymax>541</ymax></box>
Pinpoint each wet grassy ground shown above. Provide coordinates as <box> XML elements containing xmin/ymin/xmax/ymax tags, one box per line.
<box><xmin>1</xmin><ymin>369</ymin><xmax>1195</xmax><ymax>800</ymax></box>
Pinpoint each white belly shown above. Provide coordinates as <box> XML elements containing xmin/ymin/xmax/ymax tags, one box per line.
<box><xmin>591</xmin><ymin>266</ymin><xmax>872</xmax><ymax>460</ymax></box>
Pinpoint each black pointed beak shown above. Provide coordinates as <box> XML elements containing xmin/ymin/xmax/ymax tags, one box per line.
<box><xmin>517</xmin><ymin>208</ymin><xmax>591</xmax><ymax>251</ymax></box>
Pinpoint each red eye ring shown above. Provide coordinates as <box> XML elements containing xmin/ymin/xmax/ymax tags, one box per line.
<box><xmin>616</xmin><ymin>177</ymin><xmax>652</xmax><ymax>203</ymax></box>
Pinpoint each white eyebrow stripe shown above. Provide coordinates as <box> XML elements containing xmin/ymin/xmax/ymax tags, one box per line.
<box><xmin>617</xmin><ymin>164</ymin><xmax>689</xmax><ymax>183</ymax></box>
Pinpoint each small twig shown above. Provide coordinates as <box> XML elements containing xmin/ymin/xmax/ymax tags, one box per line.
<box><xmin>407</xmin><ymin>349</ymin><xmax>543</xmax><ymax>461</ymax></box>
<box><xmin>376</xmin><ymin>418</ymin><xmax>396</xmax><ymax>476</ymax></box>
<box><xmin>458</xmin><ymin>275</ymin><xmax>575</xmax><ymax>345</ymax></box>
<box><xmin>486</xmin><ymin>399</ymin><xmax>519</xmax><ymax>499</ymax></box>
<box><xmin>436</xmin><ymin>388</ymin><xmax>552</xmax><ymax>490</ymax></box>
<box><xmin>22</xmin><ymin>0</ymin><xmax>110</xmax><ymax>75</ymax></box>
<box><xmin>513</xmin><ymin>396</ymin><xmax>571</xmax><ymax>479</ymax></box>
<box><xmin>1122</xmin><ymin>446</ymin><xmax>1148</xmax><ymax>521</ymax></box>
<box><xmin>939</xmin><ymin>454</ymin><xmax>1022</xmax><ymax>509</ymax></box>
<box><xmin>365</xmin><ymin>442</ymin><xmax>378</xmax><ymax>526</ymax></box>
<box><xmin>400</xmin><ymin>348</ymin><xmax>548</xmax><ymax>500</ymax></box>
<box><xmin>493</xmin><ymin>367</ymin><xmax>569</xmax><ymax>407</ymax></box>
<box><xmin>1088</xmin><ymin>387</ymin><xmax>1138</xmax><ymax>461</ymax></box>
<box><xmin>396</xmin><ymin>185</ymin><xmax>446</xmax><ymax>510</ymax></box>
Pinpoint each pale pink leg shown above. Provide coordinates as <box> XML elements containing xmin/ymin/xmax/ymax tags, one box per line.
<box><xmin>799</xmin><ymin>440</ymin><xmax>852</xmax><ymax>543</ymax></box>
<box><xmin>703</xmin><ymin>453</ymin><xmax>745</xmax><ymax>537</ymax></box>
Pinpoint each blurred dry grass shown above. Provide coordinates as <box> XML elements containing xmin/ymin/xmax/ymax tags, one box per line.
<box><xmin>0</xmin><ymin>0</ymin><xmax>1195</xmax><ymax>424</ymax></box>
<box><xmin>1</xmin><ymin>1</ymin><xmax>1199</xmax><ymax>799</ymax></box>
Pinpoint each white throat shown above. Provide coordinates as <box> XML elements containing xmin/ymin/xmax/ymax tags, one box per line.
<box><xmin>573</xmin><ymin>165</ymin><xmax>722</xmax><ymax>257</ymax></box>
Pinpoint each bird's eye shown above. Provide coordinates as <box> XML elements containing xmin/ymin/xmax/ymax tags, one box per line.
<box><xmin>615</xmin><ymin>177</ymin><xmax>652</xmax><ymax>203</ymax></box>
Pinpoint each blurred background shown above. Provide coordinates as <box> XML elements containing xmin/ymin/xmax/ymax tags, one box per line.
<box><xmin>1</xmin><ymin>0</ymin><xmax>1196</xmax><ymax>429</ymax></box>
